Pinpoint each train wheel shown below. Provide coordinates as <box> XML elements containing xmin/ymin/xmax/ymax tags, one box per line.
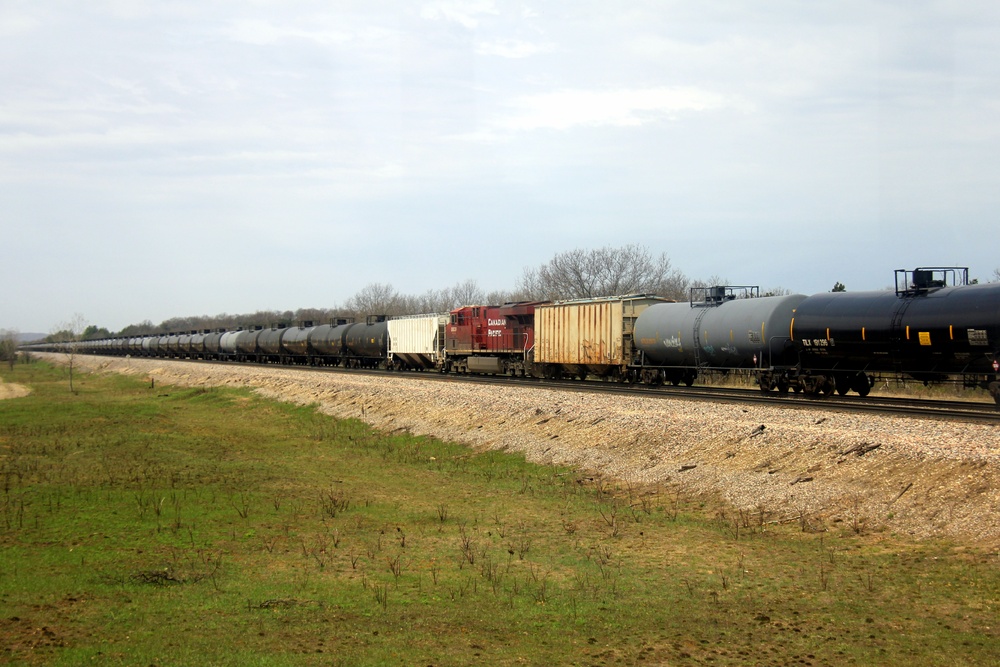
<box><xmin>683</xmin><ymin>372</ymin><xmax>696</xmax><ymax>387</ymax></box>
<box><xmin>835</xmin><ymin>374</ymin><xmax>851</xmax><ymax>396</ymax></box>
<box><xmin>989</xmin><ymin>381</ymin><xmax>1000</xmax><ymax>407</ymax></box>
<box><xmin>804</xmin><ymin>375</ymin><xmax>829</xmax><ymax>396</ymax></box>
<box><xmin>852</xmin><ymin>372</ymin><xmax>872</xmax><ymax>397</ymax></box>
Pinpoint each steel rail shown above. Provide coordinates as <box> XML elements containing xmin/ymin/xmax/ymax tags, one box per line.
<box><xmin>83</xmin><ymin>353</ymin><xmax>1000</xmax><ymax>425</ymax></box>
<box><xmin>426</xmin><ymin>374</ymin><xmax>1000</xmax><ymax>424</ymax></box>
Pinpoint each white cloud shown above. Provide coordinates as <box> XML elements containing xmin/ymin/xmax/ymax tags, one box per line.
<box><xmin>223</xmin><ymin>18</ymin><xmax>353</xmax><ymax>46</ymax></box>
<box><xmin>497</xmin><ymin>86</ymin><xmax>751</xmax><ymax>131</ymax></box>
<box><xmin>420</xmin><ymin>0</ymin><xmax>498</xmax><ymax>29</ymax></box>
<box><xmin>5</xmin><ymin>1</ymin><xmax>1000</xmax><ymax>332</ymax></box>
<box><xmin>0</xmin><ymin>11</ymin><xmax>39</xmax><ymax>36</ymax></box>
<box><xmin>476</xmin><ymin>37</ymin><xmax>553</xmax><ymax>58</ymax></box>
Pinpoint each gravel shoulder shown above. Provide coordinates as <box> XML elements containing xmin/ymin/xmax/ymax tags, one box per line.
<box><xmin>44</xmin><ymin>353</ymin><xmax>1000</xmax><ymax>547</ymax></box>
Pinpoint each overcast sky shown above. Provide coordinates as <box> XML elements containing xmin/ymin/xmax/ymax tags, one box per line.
<box><xmin>3</xmin><ymin>1</ymin><xmax>999</xmax><ymax>333</ymax></box>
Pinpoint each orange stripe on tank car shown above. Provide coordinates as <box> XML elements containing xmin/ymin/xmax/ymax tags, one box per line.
<box><xmin>949</xmin><ymin>325</ymin><xmax>954</xmax><ymax>340</ymax></box>
<box><xmin>906</xmin><ymin>325</ymin><xmax>910</xmax><ymax>340</ymax></box>
<box><xmin>789</xmin><ymin>318</ymin><xmax>795</xmax><ymax>341</ymax></box>
<box><xmin>862</xmin><ymin>327</ymin><xmax>866</xmax><ymax>341</ymax></box>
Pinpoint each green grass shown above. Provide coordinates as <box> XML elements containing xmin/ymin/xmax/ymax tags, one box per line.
<box><xmin>1</xmin><ymin>361</ymin><xmax>998</xmax><ymax>666</ymax></box>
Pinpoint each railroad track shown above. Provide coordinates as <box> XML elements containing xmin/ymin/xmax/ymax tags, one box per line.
<box><xmin>181</xmin><ymin>357</ymin><xmax>1000</xmax><ymax>424</ymax></box>
<box><xmin>428</xmin><ymin>374</ymin><xmax>1000</xmax><ymax>424</ymax></box>
<box><xmin>75</xmin><ymin>353</ymin><xmax>1000</xmax><ymax>424</ymax></box>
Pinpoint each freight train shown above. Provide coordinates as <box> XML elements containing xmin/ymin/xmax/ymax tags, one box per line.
<box><xmin>27</xmin><ymin>267</ymin><xmax>1000</xmax><ymax>406</ymax></box>
<box><xmin>634</xmin><ymin>268</ymin><xmax>1000</xmax><ymax>404</ymax></box>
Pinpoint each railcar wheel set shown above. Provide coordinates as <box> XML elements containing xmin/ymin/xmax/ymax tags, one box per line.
<box><xmin>27</xmin><ymin>267</ymin><xmax>1000</xmax><ymax>408</ymax></box>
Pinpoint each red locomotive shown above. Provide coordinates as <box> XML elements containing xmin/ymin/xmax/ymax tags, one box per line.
<box><xmin>444</xmin><ymin>301</ymin><xmax>546</xmax><ymax>375</ymax></box>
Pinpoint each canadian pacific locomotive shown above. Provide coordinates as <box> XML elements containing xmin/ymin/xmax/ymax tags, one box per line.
<box><xmin>32</xmin><ymin>267</ymin><xmax>1000</xmax><ymax>406</ymax></box>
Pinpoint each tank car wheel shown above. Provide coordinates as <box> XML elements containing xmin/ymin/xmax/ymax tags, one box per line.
<box><xmin>683</xmin><ymin>372</ymin><xmax>696</xmax><ymax>387</ymax></box>
<box><xmin>851</xmin><ymin>372</ymin><xmax>872</xmax><ymax>397</ymax></box>
<box><xmin>776</xmin><ymin>381</ymin><xmax>790</xmax><ymax>394</ymax></box>
<box><xmin>989</xmin><ymin>381</ymin><xmax>1000</xmax><ymax>407</ymax></box>
<box><xmin>835</xmin><ymin>374</ymin><xmax>851</xmax><ymax>396</ymax></box>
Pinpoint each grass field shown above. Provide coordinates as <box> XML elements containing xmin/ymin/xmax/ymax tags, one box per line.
<box><xmin>1</xmin><ymin>361</ymin><xmax>998</xmax><ymax>666</ymax></box>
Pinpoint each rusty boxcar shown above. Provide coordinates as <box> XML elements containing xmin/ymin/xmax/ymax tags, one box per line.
<box><xmin>533</xmin><ymin>295</ymin><xmax>671</xmax><ymax>380</ymax></box>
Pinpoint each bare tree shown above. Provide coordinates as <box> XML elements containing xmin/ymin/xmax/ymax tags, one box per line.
<box><xmin>344</xmin><ymin>283</ymin><xmax>403</xmax><ymax>317</ymax></box>
<box><xmin>687</xmin><ymin>275</ymin><xmax>729</xmax><ymax>290</ymax></box>
<box><xmin>0</xmin><ymin>329</ymin><xmax>18</xmax><ymax>371</ymax></box>
<box><xmin>485</xmin><ymin>289</ymin><xmax>517</xmax><ymax>305</ymax></box>
<box><xmin>992</xmin><ymin>268</ymin><xmax>1000</xmax><ymax>283</ymax></box>
<box><xmin>403</xmin><ymin>290</ymin><xmax>445</xmax><ymax>315</ymax></box>
<box><xmin>447</xmin><ymin>279</ymin><xmax>486</xmax><ymax>308</ymax></box>
<box><xmin>52</xmin><ymin>314</ymin><xmax>87</xmax><ymax>393</ymax></box>
<box><xmin>517</xmin><ymin>244</ymin><xmax>688</xmax><ymax>301</ymax></box>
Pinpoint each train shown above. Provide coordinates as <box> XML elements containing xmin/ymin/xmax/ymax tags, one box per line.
<box><xmin>25</xmin><ymin>267</ymin><xmax>1000</xmax><ymax>407</ymax></box>
<box><xmin>635</xmin><ymin>268</ymin><xmax>1000</xmax><ymax>403</ymax></box>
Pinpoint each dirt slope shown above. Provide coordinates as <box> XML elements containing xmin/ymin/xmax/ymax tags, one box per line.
<box><xmin>43</xmin><ymin>354</ymin><xmax>1000</xmax><ymax>546</ymax></box>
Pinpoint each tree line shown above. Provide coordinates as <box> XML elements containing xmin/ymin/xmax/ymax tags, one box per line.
<box><xmin>43</xmin><ymin>246</ymin><xmax>1000</xmax><ymax>340</ymax></box>
<box><xmin>67</xmin><ymin>245</ymin><xmax>695</xmax><ymax>338</ymax></box>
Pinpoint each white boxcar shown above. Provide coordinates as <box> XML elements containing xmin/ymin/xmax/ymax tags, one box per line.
<box><xmin>388</xmin><ymin>314</ymin><xmax>449</xmax><ymax>370</ymax></box>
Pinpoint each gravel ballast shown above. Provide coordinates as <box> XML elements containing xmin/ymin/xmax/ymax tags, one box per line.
<box><xmin>41</xmin><ymin>354</ymin><xmax>1000</xmax><ymax>546</ymax></box>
